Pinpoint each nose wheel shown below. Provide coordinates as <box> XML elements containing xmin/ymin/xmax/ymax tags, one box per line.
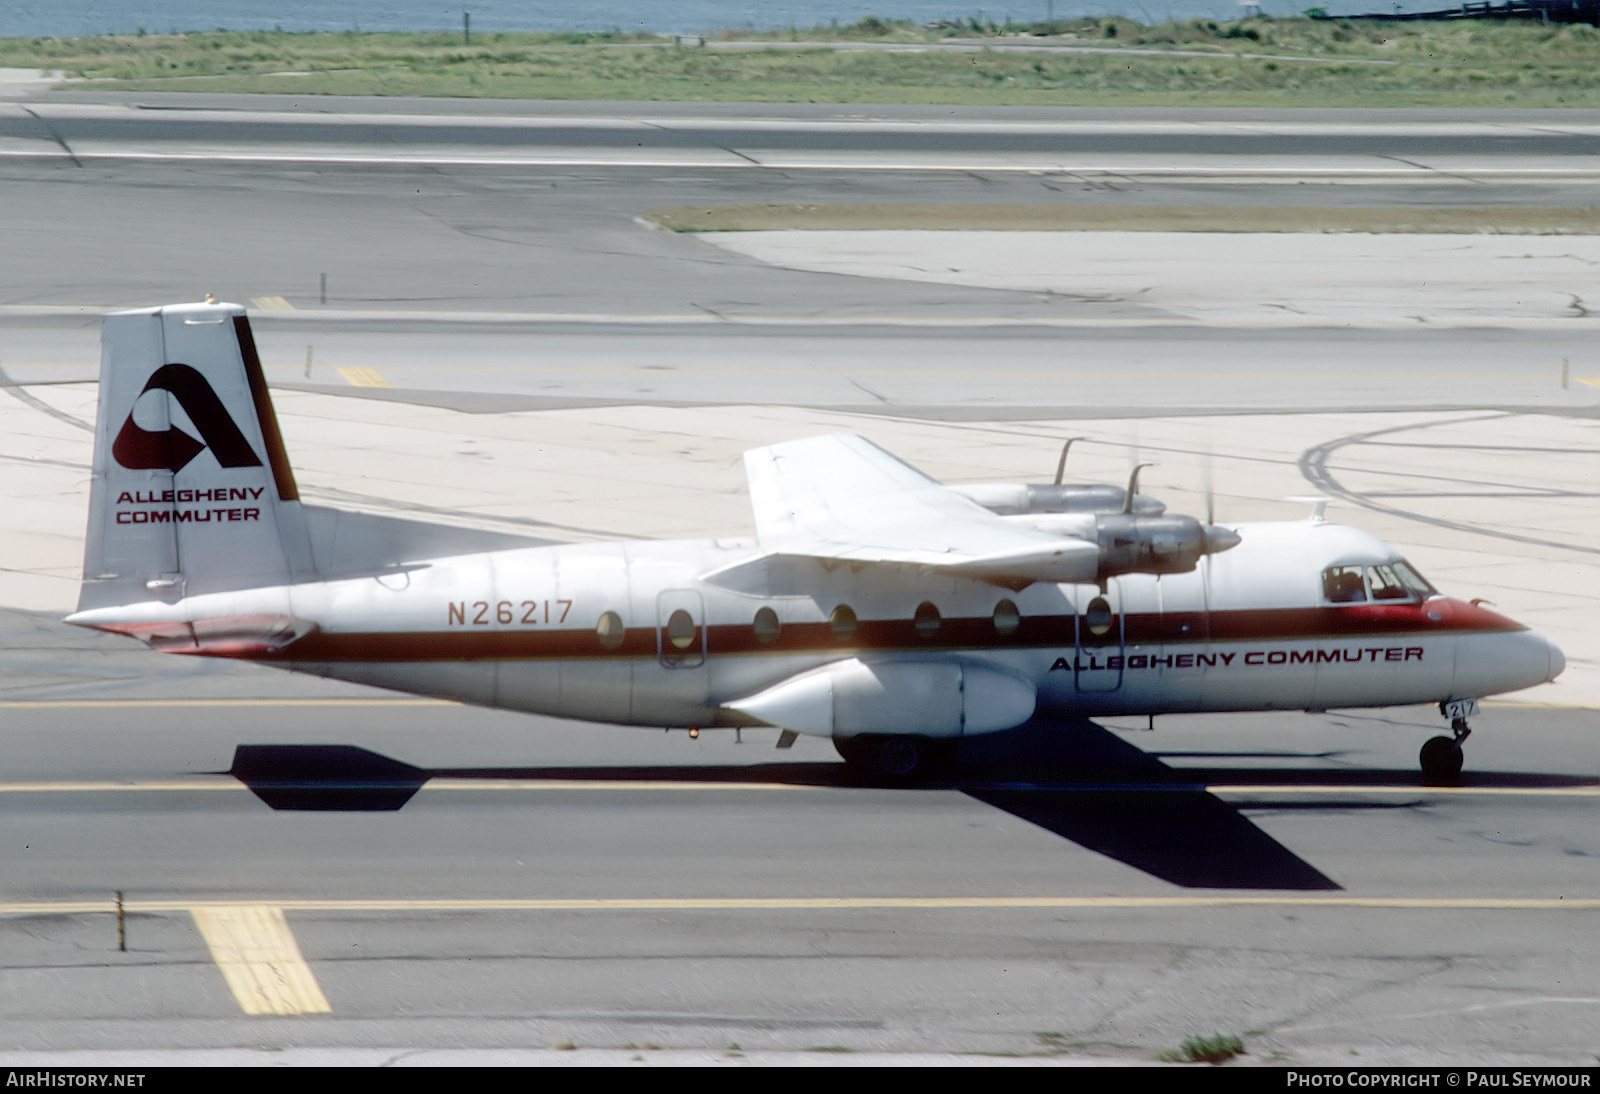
<box><xmin>1420</xmin><ymin>712</ymin><xmax>1473</xmax><ymax>782</ymax></box>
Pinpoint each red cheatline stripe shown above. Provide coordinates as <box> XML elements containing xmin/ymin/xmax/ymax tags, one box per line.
<box><xmin>251</xmin><ymin>603</ymin><xmax>1518</xmax><ymax>665</ymax></box>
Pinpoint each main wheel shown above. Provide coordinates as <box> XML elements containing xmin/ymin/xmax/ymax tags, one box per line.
<box><xmin>834</xmin><ymin>735</ymin><xmax>951</xmax><ymax>784</ymax></box>
<box><xmin>1419</xmin><ymin>735</ymin><xmax>1464</xmax><ymax>781</ymax></box>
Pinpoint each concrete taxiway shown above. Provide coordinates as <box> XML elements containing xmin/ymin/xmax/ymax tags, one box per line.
<box><xmin>0</xmin><ymin>93</ymin><xmax>1595</xmax><ymax>1065</ymax></box>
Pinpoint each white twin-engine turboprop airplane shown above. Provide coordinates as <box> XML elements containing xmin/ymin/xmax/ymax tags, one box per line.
<box><xmin>68</xmin><ymin>302</ymin><xmax>1564</xmax><ymax>782</ymax></box>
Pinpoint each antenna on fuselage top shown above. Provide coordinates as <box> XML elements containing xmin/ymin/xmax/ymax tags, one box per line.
<box><xmin>1287</xmin><ymin>495</ymin><xmax>1330</xmax><ymax>522</ymax></box>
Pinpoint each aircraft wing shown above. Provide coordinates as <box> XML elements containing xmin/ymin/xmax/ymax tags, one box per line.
<box><xmin>743</xmin><ymin>434</ymin><xmax>1098</xmax><ymax>582</ymax></box>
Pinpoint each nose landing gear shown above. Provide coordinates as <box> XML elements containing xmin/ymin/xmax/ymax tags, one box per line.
<box><xmin>1421</xmin><ymin>699</ymin><xmax>1476</xmax><ymax>782</ymax></box>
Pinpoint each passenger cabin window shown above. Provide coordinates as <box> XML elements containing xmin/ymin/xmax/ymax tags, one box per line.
<box><xmin>595</xmin><ymin>610</ymin><xmax>626</xmax><ymax>650</ymax></box>
<box><xmin>992</xmin><ymin>599</ymin><xmax>1021</xmax><ymax>637</ymax></box>
<box><xmin>1322</xmin><ymin>566</ymin><xmax>1367</xmax><ymax>603</ymax></box>
<box><xmin>665</xmin><ymin>609</ymin><xmax>697</xmax><ymax>650</ymax></box>
<box><xmin>1083</xmin><ymin>596</ymin><xmax>1114</xmax><ymax>637</ymax></box>
<box><xmin>753</xmin><ymin>606</ymin><xmax>780</xmax><ymax>646</ymax></box>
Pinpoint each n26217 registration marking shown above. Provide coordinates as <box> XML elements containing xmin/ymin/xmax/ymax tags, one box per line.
<box><xmin>447</xmin><ymin>600</ymin><xmax>573</xmax><ymax>626</ymax></box>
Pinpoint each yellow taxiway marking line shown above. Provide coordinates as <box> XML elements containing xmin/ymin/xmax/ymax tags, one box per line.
<box><xmin>0</xmin><ymin>698</ymin><xmax>451</xmax><ymax>708</ymax></box>
<box><xmin>0</xmin><ymin>779</ymin><xmax>814</xmax><ymax>794</ymax></box>
<box><xmin>1</xmin><ymin>698</ymin><xmax>1593</xmax><ymax>713</ymax></box>
<box><xmin>308</xmin><ymin>362</ymin><xmax>1572</xmax><ymax>381</ymax></box>
<box><xmin>0</xmin><ymin>896</ymin><xmax>1587</xmax><ymax>915</ymax></box>
<box><xmin>190</xmin><ymin>905</ymin><xmax>331</xmax><ymax>1016</ymax></box>
<box><xmin>335</xmin><ymin>366</ymin><xmax>393</xmax><ymax>388</ymax></box>
<box><xmin>0</xmin><ymin>778</ymin><xmax>1589</xmax><ymax>798</ymax></box>
<box><xmin>1209</xmin><ymin>784</ymin><xmax>1600</xmax><ymax>798</ymax></box>
<box><xmin>0</xmin><ymin>780</ymin><xmax>238</xmax><ymax>793</ymax></box>
<box><xmin>0</xmin><ymin>358</ymin><xmax>1584</xmax><ymax>383</ymax></box>
<box><xmin>426</xmin><ymin>778</ymin><xmax>815</xmax><ymax>792</ymax></box>
<box><xmin>248</xmin><ymin>296</ymin><xmax>294</xmax><ymax>311</ymax></box>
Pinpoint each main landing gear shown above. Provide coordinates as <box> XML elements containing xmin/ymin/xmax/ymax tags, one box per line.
<box><xmin>1420</xmin><ymin>699</ymin><xmax>1476</xmax><ymax>782</ymax></box>
<box><xmin>834</xmin><ymin>734</ymin><xmax>953</xmax><ymax>784</ymax></box>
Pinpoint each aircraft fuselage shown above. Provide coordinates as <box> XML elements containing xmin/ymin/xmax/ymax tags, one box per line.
<box><xmin>78</xmin><ymin>518</ymin><xmax>1562</xmax><ymax>738</ymax></box>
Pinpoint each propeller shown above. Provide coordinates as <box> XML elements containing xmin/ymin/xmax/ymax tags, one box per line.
<box><xmin>1194</xmin><ymin>442</ymin><xmax>1238</xmax><ymax>561</ymax></box>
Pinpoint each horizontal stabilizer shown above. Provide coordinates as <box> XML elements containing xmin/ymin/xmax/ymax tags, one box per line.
<box><xmin>70</xmin><ymin>613</ymin><xmax>316</xmax><ymax>657</ymax></box>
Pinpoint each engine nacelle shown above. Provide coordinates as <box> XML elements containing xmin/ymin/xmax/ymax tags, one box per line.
<box><xmin>1094</xmin><ymin>514</ymin><xmax>1241</xmax><ymax>579</ymax></box>
<box><xmin>952</xmin><ymin>482</ymin><xmax>1165</xmax><ymax>516</ymax></box>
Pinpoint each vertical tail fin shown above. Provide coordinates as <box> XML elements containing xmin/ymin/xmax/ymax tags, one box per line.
<box><xmin>78</xmin><ymin>302</ymin><xmax>312</xmax><ymax>610</ymax></box>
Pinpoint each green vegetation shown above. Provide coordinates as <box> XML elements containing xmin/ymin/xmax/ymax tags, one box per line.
<box><xmin>4</xmin><ymin>18</ymin><xmax>1600</xmax><ymax>106</ymax></box>
<box><xmin>1156</xmin><ymin>1032</ymin><xmax>1246</xmax><ymax>1064</ymax></box>
<box><xmin>642</xmin><ymin>204</ymin><xmax>1600</xmax><ymax>234</ymax></box>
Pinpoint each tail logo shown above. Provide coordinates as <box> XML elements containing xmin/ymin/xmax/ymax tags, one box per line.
<box><xmin>112</xmin><ymin>363</ymin><xmax>262</xmax><ymax>473</ymax></box>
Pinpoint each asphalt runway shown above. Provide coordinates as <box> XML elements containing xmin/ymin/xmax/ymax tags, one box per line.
<box><xmin>0</xmin><ymin>92</ymin><xmax>1597</xmax><ymax>1065</ymax></box>
<box><xmin>11</xmin><ymin>96</ymin><xmax>1600</xmax><ymax>175</ymax></box>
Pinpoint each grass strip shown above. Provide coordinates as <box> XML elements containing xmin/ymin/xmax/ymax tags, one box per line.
<box><xmin>642</xmin><ymin>204</ymin><xmax>1600</xmax><ymax>234</ymax></box>
<box><xmin>6</xmin><ymin>19</ymin><xmax>1600</xmax><ymax>107</ymax></box>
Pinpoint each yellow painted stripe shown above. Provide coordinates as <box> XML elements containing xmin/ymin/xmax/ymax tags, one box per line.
<box><xmin>190</xmin><ymin>905</ymin><xmax>331</xmax><ymax>1016</ymax></box>
<box><xmin>1576</xmin><ymin>377</ymin><xmax>1600</xmax><ymax>387</ymax></box>
<box><xmin>0</xmin><ymin>780</ymin><xmax>238</xmax><ymax>793</ymax></box>
<box><xmin>1209</xmin><ymin>784</ymin><xmax>1600</xmax><ymax>798</ymax></box>
<box><xmin>4</xmin><ymin>698</ymin><xmax>1590</xmax><ymax>711</ymax></box>
<box><xmin>0</xmin><ymin>895</ymin><xmax>1596</xmax><ymax>917</ymax></box>
<box><xmin>424</xmin><ymin>778</ymin><xmax>815</xmax><ymax>792</ymax></box>
<box><xmin>0</xmin><ymin>358</ymin><xmax>1577</xmax><ymax>382</ymax></box>
<box><xmin>248</xmin><ymin>296</ymin><xmax>294</xmax><ymax>311</ymax></box>
<box><xmin>317</xmin><ymin>363</ymin><xmax>1570</xmax><ymax>380</ymax></box>
<box><xmin>0</xmin><ymin>777</ymin><xmax>1588</xmax><ymax>798</ymax></box>
<box><xmin>141</xmin><ymin>896</ymin><xmax>1600</xmax><ymax>913</ymax></box>
<box><xmin>0</xmin><ymin>778</ymin><xmax>815</xmax><ymax>794</ymax></box>
<box><xmin>0</xmin><ymin>699</ymin><xmax>450</xmax><ymax>708</ymax></box>
<box><xmin>335</xmin><ymin>366</ymin><xmax>392</xmax><ymax>388</ymax></box>
<box><xmin>1482</xmin><ymin>700</ymin><xmax>1600</xmax><ymax>709</ymax></box>
<box><xmin>0</xmin><ymin>901</ymin><xmax>113</xmax><ymax>915</ymax></box>
<box><xmin>419</xmin><ymin>780</ymin><xmax>1600</xmax><ymax>798</ymax></box>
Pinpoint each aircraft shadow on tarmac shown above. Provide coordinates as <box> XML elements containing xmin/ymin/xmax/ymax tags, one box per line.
<box><xmin>222</xmin><ymin>718</ymin><xmax>1596</xmax><ymax>893</ymax></box>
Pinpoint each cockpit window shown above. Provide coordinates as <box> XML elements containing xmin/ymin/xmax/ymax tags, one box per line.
<box><xmin>1322</xmin><ymin>566</ymin><xmax>1367</xmax><ymax>603</ymax></box>
<box><xmin>1368</xmin><ymin>564</ymin><xmax>1409</xmax><ymax>601</ymax></box>
<box><xmin>1392</xmin><ymin>560</ymin><xmax>1436</xmax><ymax>598</ymax></box>
<box><xmin>1324</xmin><ymin>560</ymin><xmax>1438</xmax><ymax>605</ymax></box>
